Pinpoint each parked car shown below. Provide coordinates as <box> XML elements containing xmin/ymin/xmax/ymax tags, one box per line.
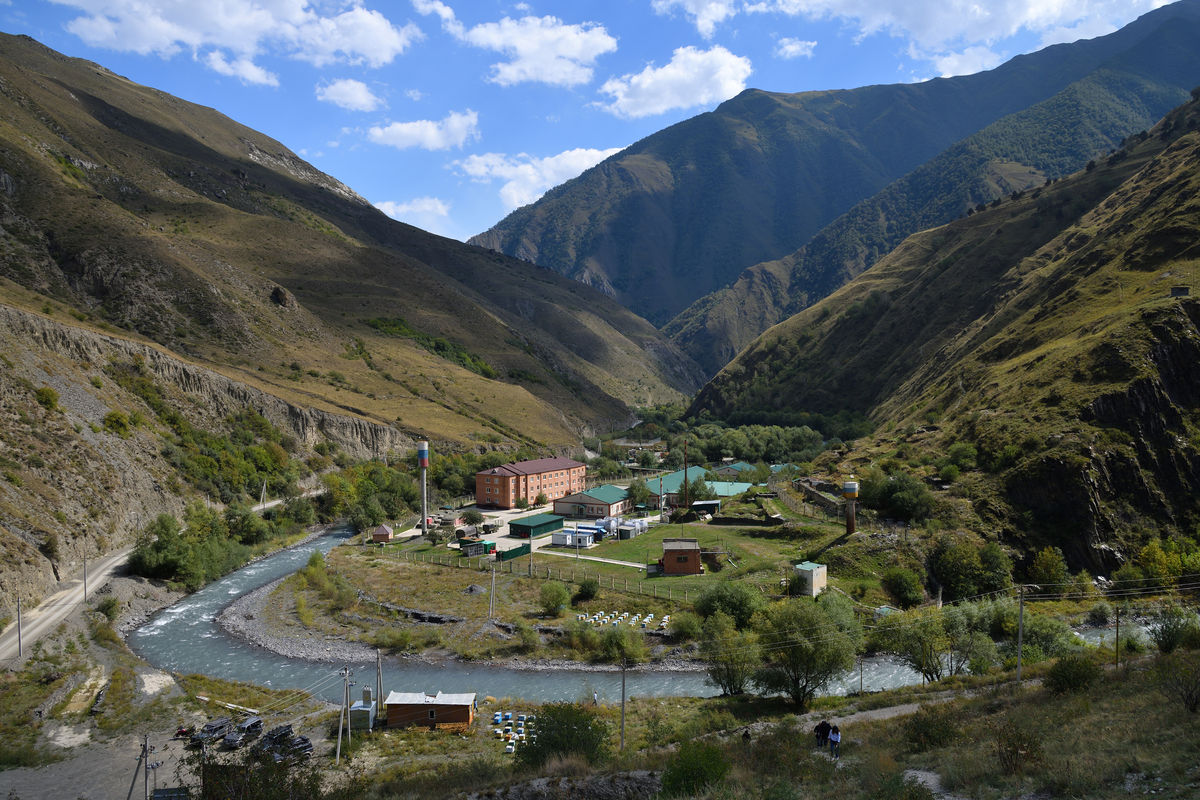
<box><xmin>222</xmin><ymin>731</ymin><xmax>246</xmax><ymax>749</ymax></box>
<box><xmin>189</xmin><ymin>717</ymin><xmax>232</xmax><ymax>747</ymax></box>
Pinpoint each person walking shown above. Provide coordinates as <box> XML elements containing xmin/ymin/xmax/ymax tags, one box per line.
<box><xmin>814</xmin><ymin>719</ymin><xmax>831</xmax><ymax>747</ymax></box>
<box><xmin>829</xmin><ymin>725</ymin><xmax>841</xmax><ymax>759</ymax></box>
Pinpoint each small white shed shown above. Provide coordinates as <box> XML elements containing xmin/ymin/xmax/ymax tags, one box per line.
<box><xmin>794</xmin><ymin>561</ymin><xmax>828</xmax><ymax>597</ymax></box>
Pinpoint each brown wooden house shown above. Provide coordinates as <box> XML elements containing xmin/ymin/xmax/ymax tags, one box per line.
<box><xmin>383</xmin><ymin>691</ymin><xmax>476</xmax><ymax>730</ymax></box>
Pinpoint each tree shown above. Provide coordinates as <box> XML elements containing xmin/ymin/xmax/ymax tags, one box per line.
<box><xmin>700</xmin><ymin>611</ymin><xmax>760</xmax><ymax>695</ymax></box>
<box><xmin>539</xmin><ymin>582</ymin><xmax>569</xmax><ymax>617</ymax></box>
<box><xmin>752</xmin><ymin>598</ymin><xmax>856</xmax><ymax>708</ymax></box>
<box><xmin>929</xmin><ymin>536</ymin><xmax>982</xmax><ymax>602</ymax></box>
<box><xmin>515</xmin><ymin>703</ymin><xmax>610</xmax><ymax>768</ymax></box>
<box><xmin>696</xmin><ymin>582</ymin><xmax>765</xmax><ymax>629</ymax></box>
<box><xmin>534</xmin><ymin>492</ymin><xmax>549</xmax><ymax>506</ymax></box>
<box><xmin>684</xmin><ymin>475</ymin><xmax>716</xmax><ymax>504</ymax></box>
<box><xmin>978</xmin><ymin>542</ymin><xmax>1013</xmax><ymax>594</ymax></box>
<box><xmin>461</xmin><ymin>509</ymin><xmax>484</xmax><ymax>526</ymax></box>
<box><xmin>626</xmin><ymin>478</ymin><xmax>652</xmax><ymax>509</ymax></box>
<box><xmin>1028</xmin><ymin>546</ymin><xmax>1069</xmax><ymax>594</ymax></box>
<box><xmin>875</xmin><ymin>610</ymin><xmax>950</xmax><ymax>683</ymax></box>
<box><xmin>881</xmin><ymin>567</ymin><xmax>924</xmax><ymax>609</ymax></box>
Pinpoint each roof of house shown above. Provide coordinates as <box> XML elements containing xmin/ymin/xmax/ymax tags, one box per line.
<box><xmin>645</xmin><ymin>467</ymin><xmax>708</xmax><ymax>496</ymax></box>
<box><xmin>384</xmin><ymin>691</ymin><xmax>476</xmax><ymax>706</ymax></box>
<box><xmin>796</xmin><ymin>561</ymin><xmax>826</xmax><ymax>571</ymax></box>
<box><xmin>372</xmin><ymin>523</ymin><xmax>393</xmax><ymax>535</ymax></box>
<box><xmin>662</xmin><ymin>538</ymin><xmax>700</xmax><ymax>551</ymax></box>
<box><xmin>557</xmin><ymin>484</ymin><xmax>628</xmax><ymax>505</ymax></box>
<box><xmin>477</xmin><ymin>457</ymin><xmax>584</xmax><ymax>477</ymax></box>
<box><xmin>509</xmin><ymin>513</ymin><xmax>564</xmax><ymax>528</ymax></box>
<box><xmin>716</xmin><ymin>461</ymin><xmax>756</xmax><ymax>473</ymax></box>
<box><xmin>708</xmin><ymin>481</ymin><xmax>754</xmax><ymax>497</ymax></box>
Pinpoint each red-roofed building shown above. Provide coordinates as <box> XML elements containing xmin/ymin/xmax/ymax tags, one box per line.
<box><xmin>475</xmin><ymin>457</ymin><xmax>586</xmax><ymax>509</ymax></box>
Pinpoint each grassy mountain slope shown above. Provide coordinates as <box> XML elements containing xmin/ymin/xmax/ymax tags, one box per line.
<box><xmin>0</xmin><ymin>33</ymin><xmax>701</xmax><ymax>453</ymax></box>
<box><xmin>690</xmin><ymin>93</ymin><xmax>1200</xmax><ymax>570</ymax></box>
<box><xmin>665</xmin><ymin>56</ymin><xmax>1197</xmax><ymax>376</ymax></box>
<box><xmin>470</xmin><ymin>0</ymin><xmax>1200</xmax><ymax>328</ymax></box>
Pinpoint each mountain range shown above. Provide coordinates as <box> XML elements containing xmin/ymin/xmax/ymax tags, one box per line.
<box><xmin>472</xmin><ymin>0</ymin><xmax>1200</xmax><ymax>377</ymax></box>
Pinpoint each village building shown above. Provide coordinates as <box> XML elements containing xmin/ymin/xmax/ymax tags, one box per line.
<box><xmin>659</xmin><ymin>538</ymin><xmax>703</xmax><ymax>575</ymax></box>
<box><xmin>370</xmin><ymin>523</ymin><xmax>394</xmax><ymax>543</ymax></box>
<box><xmin>793</xmin><ymin>561</ymin><xmax>828</xmax><ymax>597</ymax></box>
<box><xmin>508</xmin><ymin>513</ymin><xmax>565</xmax><ymax>539</ymax></box>
<box><xmin>552</xmin><ymin>484</ymin><xmax>631</xmax><ymax>518</ymax></box>
<box><xmin>384</xmin><ymin>691</ymin><xmax>476</xmax><ymax>730</ymax></box>
<box><xmin>475</xmin><ymin>457</ymin><xmax>586</xmax><ymax>509</ymax></box>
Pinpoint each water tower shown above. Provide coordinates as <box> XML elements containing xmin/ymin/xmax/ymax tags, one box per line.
<box><xmin>419</xmin><ymin>441</ymin><xmax>429</xmax><ymax>537</ymax></box>
<box><xmin>842</xmin><ymin>476</ymin><xmax>858</xmax><ymax>535</ymax></box>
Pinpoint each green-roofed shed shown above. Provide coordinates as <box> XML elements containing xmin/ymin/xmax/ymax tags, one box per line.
<box><xmin>509</xmin><ymin>513</ymin><xmax>565</xmax><ymax>538</ymax></box>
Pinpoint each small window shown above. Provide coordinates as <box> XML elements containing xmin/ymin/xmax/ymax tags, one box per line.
<box><xmin>428</xmin><ymin>709</ymin><xmax>436</xmax><ymax>719</ymax></box>
<box><xmin>676</xmin><ymin>555</ymin><xmax>688</xmax><ymax>563</ymax></box>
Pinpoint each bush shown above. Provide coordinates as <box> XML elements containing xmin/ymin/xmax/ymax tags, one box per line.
<box><xmin>35</xmin><ymin>386</ymin><xmax>58</xmax><ymax>411</ymax></box>
<box><xmin>1148</xmin><ymin>603</ymin><xmax>1200</xmax><ymax>654</ymax></box>
<box><xmin>539</xmin><ymin>582</ymin><xmax>569</xmax><ymax>617</ymax></box>
<box><xmin>996</xmin><ymin>720</ymin><xmax>1042</xmax><ymax>774</ymax></box>
<box><xmin>660</xmin><ymin>740</ymin><xmax>730</xmax><ymax>796</ymax></box>
<box><xmin>881</xmin><ymin>567</ymin><xmax>924</xmax><ymax>609</ymax></box>
<box><xmin>1155</xmin><ymin>651</ymin><xmax>1200</xmax><ymax>712</ymax></box>
<box><xmin>695</xmin><ymin>582</ymin><xmax>765</xmax><ymax>629</ymax></box>
<box><xmin>902</xmin><ymin>703</ymin><xmax>959</xmax><ymax>751</ymax></box>
<box><xmin>95</xmin><ymin>596</ymin><xmax>120</xmax><ymax>623</ymax></box>
<box><xmin>668</xmin><ymin>611</ymin><xmax>702</xmax><ymax>642</ymax></box>
<box><xmin>574</xmin><ymin>577</ymin><xmax>599</xmax><ymax>603</ymax></box>
<box><xmin>1045</xmin><ymin>652</ymin><xmax>1101</xmax><ymax>694</ymax></box>
<box><xmin>515</xmin><ymin>703</ymin><xmax>609</xmax><ymax>768</ymax></box>
<box><xmin>1086</xmin><ymin>601</ymin><xmax>1112</xmax><ymax>626</ymax></box>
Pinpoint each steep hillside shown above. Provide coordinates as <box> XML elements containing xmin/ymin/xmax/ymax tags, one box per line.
<box><xmin>691</xmin><ymin>93</ymin><xmax>1200</xmax><ymax>570</ymax></box>
<box><xmin>666</xmin><ymin>61</ymin><xmax>1196</xmax><ymax>376</ymax></box>
<box><xmin>471</xmin><ymin>0</ymin><xmax>1200</xmax><ymax>329</ymax></box>
<box><xmin>0</xmin><ymin>33</ymin><xmax>702</xmax><ymax>455</ymax></box>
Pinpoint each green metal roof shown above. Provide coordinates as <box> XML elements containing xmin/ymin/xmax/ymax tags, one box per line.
<box><xmin>646</xmin><ymin>467</ymin><xmax>708</xmax><ymax>496</ymax></box>
<box><xmin>561</xmin><ymin>484</ymin><xmax>628</xmax><ymax>505</ymax></box>
<box><xmin>796</xmin><ymin>561</ymin><xmax>825</xmax><ymax>570</ymax></box>
<box><xmin>708</xmin><ymin>481</ymin><xmax>753</xmax><ymax>497</ymax></box>
<box><xmin>511</xmin><ymin>513</ymin><xmax>564</xmax><ymax>527</ymax></box>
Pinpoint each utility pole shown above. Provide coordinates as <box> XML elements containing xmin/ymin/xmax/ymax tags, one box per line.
<box><xmin>682</xmin><ymin>440</ymin><xmax>689</xmax><ymax>512</ymax></box>
<box><xmin>336</xmin><ymin>667</ymin><xmax>349</xmax><ymax>764</ymax></box>
<box><xmin>142</xmin><ymin>733</ymin><xmax>150</xmax><ymax>800</ymax></box>
<box><xmin>376</xmin><ymin>649</ymin><xmax>383</xmax><ymax>729</ymax></box>
<box><xmin>83</xmin><ymin>554</ymin><xmax>88</xmax><ymax>603</ymax></box>
<box><xmin>16</xmin><ymin>597</ymin><xmax>21</xmax><ymax>658</ymax></box>
<box><xmin>1016</xmin><ymin>585</ymin><xmax>1025</xmax><ymax>684</ymax></box>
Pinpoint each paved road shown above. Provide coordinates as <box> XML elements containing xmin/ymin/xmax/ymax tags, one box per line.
<box><xmin>537</xmin><ymin>548</ymin><xmax>647</xmax><ymax>569</ymax></box>
<box><xmin>0</xmin><ymin>546</ymin><xmax>133</xmax><ymax>664</ymax></box>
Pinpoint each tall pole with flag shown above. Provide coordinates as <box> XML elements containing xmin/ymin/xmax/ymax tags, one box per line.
<box><xmin>419</xmin><ymin>440</ymin><xmax>430</xmax><ymax>538</ymax></box>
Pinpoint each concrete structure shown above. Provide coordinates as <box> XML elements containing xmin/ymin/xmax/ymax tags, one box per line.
<box><xmin>659</xmin><ymin>538</ymin><xmax>703</xmax><ymax>575</ymax></box>
<box><xmin>475</xmin><ymin>457</ymin><xmax>586</xmax><ymax>509</ymax></box>
<box><xmin>509</xmin><ymin>513</ymin><xmax>564</xmax><ymax>538</ymax></box>
<box><xmin>370</xmin><ymin>523</ymin><xmax>394</xmax><ymax>543</ymax></box>
<box><xmin>384</xmin><ymin>691</ymin><xmax>476</xmax><ymax>730</ymax></box>
<box><xmin>794</xmin><ymin>561</ymin><xmax>828</xmax><ymax>597</ymax></box>
<box><xmin>552</xmin><ymin>484</ymin><xmax>631</xmax><ymax>518</ymax></box>
<box><xmin>350</xmin><ymin>688</ymin><xmax>377</xmax><ymax>731</ymax></box>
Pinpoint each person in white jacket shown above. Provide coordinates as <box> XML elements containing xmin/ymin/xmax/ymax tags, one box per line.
<box><xmin>829</xmin><ymin>725</ymin><xmax>841</xmax><ymax>758</ymax></box>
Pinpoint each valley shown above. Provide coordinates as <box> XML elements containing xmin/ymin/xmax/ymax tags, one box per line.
<box><xmin>3</xmin><ymin>5</ymin><xmax>1200</xmax><ymax>798</ymax></box>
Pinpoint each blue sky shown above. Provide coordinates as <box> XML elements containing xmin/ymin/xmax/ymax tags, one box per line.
<box><xmin>2</xmin><ymin>1</ymin><xmax>1172</xmax><ymax>241</ymax></box>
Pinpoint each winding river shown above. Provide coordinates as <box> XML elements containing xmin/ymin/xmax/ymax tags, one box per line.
<box><xmin>128</xmin><ymin>527</ymin><xmax>923</xmax><ymax>704</ymax></box>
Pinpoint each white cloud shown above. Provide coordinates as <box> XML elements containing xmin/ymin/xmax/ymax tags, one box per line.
<box><xmin>456</xmin><ymin>147</ymin><xmax>622</xmax><ymax>209</ymax></box>
<box><xmin>597</xmin><ymin>45</ymin><xmax>752</xmax><ymax>119</ymax></box>
<box><xmin>651</xmin><ymin>0</ymin><xmax>738</xmax><ymax>39</ymax></box>
<box><xmin>932</xmin><ymin>45</ymin><xmax>1003</xmax><ymax>77</ymax></box>
<box><xmin>56</xmin><ymin>1</ymin><xmax>421</xmax><ymax>78</ymax></box>
<box><xmin>375</xmin><ymin>197</ymin><xmax>455</xmax><ymax>237</ymax></box>
<box><xmin>413</xmin><ymin>2</ymin><xmax>616</xmax><ymax>87</ymax></box>
<box><xmin>744</xmin><ymin>0</ymin><xmax>1165</xmax><ymax>60</ymax></box>
<box><xmin>775</xmin><ymin>37</ymin><xmax>817</xmax><ymax>59</ymax></box>
<box><xmin>368</xmin><ymin>110</ymin><xmax>480</xmax><ymax>150</ymax></box>
<box><xmin>316</xmin><ymin>79</ymin><xmax>383</xmax><ymax>112</ymax></box>
<box><xmin>405</xmin><ymin>88</ymin><xmax>424</xmax><ymax>101</ymax></box>
<box><xmin>204</xmin><ymin>52</ymin><xmax>278</xmax><ymax>86</ymax></box>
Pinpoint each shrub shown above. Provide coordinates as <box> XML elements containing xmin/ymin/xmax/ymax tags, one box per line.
<box><xmin>1148</xmin><ymin>603</ymin><xmax>1200</xmax><ymax>654</ymax></box>
<box><xmin>660</xmin><ymin>740</ymin><xmax>730</xmax><ymax>796</ymax></box>
<box><xmin>881</xmin><ymin>567</ymin><xmax>924</xmax><ymax>609</ymax></box>
<box><xmin>95</xmin><ymin>596</ymin><xmax>120</xmax><ymax>623</ymax></box>
<box><xmin>574</xmin><ymin>577</ymin><xmax>599</xmax><ymax>603</ymax></box>
<box><xmin>1086</xmin><ymin>601</ymin><xmax>1112</xmax><ymax>626</ymax></box>
<box><xmin>1045</xmin><ymin>652</ymin><xmax>1101</xmax><ymax>693</ymax></box>
<box><xmin>995</xmin><ymin>720</ymin><xmax>1042</xmax><ymax>774</ymax></box>
<box><xmin>515</xmin><ymin>703</ymin><xmax>609</xmax><ymax>768</ymax></box>
<box><xmin>902</xmin><ymin>703</ymin><xmax>959</xmax><ymax>751</ymax></box>
<box><xmin>695</xmin><ymin>581</ymin><xmax>765</xmax><ymax>629</ymax></box>
<box><xmin>103</xmin><ymin>410</ymin><xmax>131</xmax><ymax>437</ymax></box>
<box><xmin>1155</xmin><ymin>651</ymin><xmax>1200</xmax><ymax>712</ymax></box>
<box><xmin>539</xmin><ymin>582</ymin><xmax>569</xmax><ymax>617</ymax></box>
<box><xmin>34</xmin><ymin>386</ymin><xmax>58</xmax><ymax>411</ymax></box>
<box><xmin>668</xmin><ymin>611</ymin><xmax>702</xmax><ymax>642</ymax></box>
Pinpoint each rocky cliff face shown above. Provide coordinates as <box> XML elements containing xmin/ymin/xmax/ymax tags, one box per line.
<box><xmin>0</xmin><ymin>302</ymin><xmax>413</xmax><ymax>616</ymax></box>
